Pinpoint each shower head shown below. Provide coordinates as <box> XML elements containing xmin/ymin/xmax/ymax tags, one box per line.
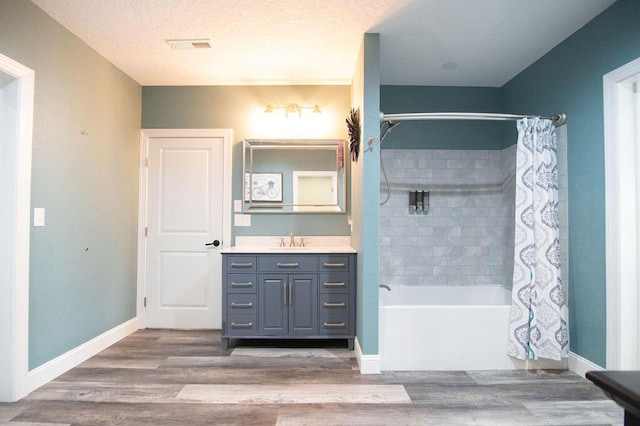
<box><xmin>380</xmin><ymin>120</ymin><xmax>400</xmax><ymax>143</ymax></box>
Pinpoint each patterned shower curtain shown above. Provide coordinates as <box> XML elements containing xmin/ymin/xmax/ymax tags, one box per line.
<box><xmin>508</xmin><ymin>118</ymin><xmax>569</xmax><ymax>361</ymax></box>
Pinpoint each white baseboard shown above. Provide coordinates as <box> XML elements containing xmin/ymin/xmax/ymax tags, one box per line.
<box><xmin>26</xmin><ymin>318</ymin><xmax>138</xmax><ymax>393</ymax></box>
<box><xmin>568</xmin><ymin>351</ymin><xmax>603</xmax><ymax>378</ymax></box>
<box><xmin>354</xmin><ymin>337</ymin><xmax>381</xmax><ymax>374</ymax></box>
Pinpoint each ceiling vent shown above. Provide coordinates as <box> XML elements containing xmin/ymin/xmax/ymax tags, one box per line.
<box><xmin>166</xmin><ymin>39</ymin><xmax>212</xmax><ymax>49</ymax></box>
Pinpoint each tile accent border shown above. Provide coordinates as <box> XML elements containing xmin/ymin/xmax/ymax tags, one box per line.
<box><xmin>354</xmin><ymin>337</ymin><xmax>381</xmax><ymax>374</ymax></box>
<box><xmin>26</xmin><ymin>318</ymin><xmax>138</xmax><ymax>393</ymax></box>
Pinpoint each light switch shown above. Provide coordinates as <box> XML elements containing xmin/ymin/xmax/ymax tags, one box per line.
<box><xmin>34</xmin><ymin>208</ymin><xmax>45</xmax><ymax>227</ymax></box>
<box><xmin>234</xmin><ymin>199</ymin><xmax>242</xmax><ymax>213</ymax></box>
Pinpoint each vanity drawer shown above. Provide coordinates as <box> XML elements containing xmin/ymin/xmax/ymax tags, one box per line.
<box><xmin>319</xmin><ymin>255</ymin><xmax>349</xmax><ymax>271</ymax></box>
<box><xmin>226</xmin><ymin>256</ymin><xmax>257</xmax><ymax>272</ymax></box>
<box><xmin>226</xmin><ymin>314</ymin><xmax>258</xmax><ymax>335</ymax></box>
<box><xmin>227</xmin><ymin>294</ymin><xmax>257</xmax><ymax>315</ymax></box>
<box><xmin>320</xmin><ymin>313</ymin><xmax>350</xmax><ymax>335</ymax></box>
<box><xmin>259</xmin><ymin>255</ymin><xmax>317</xmax><ymax>272</ymax></box>
<box><xmin>226</xmin><ymin>273</ymin><xmax>257</xmax><ymax>293</ymax></box>
<box><xmin>319</xmin><ymin>272</ymin><xmax>350</xmax><ymax>293</ymax></box>
<box><xmin>319</xmin><ymin>293</ymin><xmax>349</xmax><ymax>313</ymax></box>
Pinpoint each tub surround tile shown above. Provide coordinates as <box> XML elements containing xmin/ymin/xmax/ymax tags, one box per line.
<box><xmin>380</xmin><ymin>143</ymin><xmax>568</xmax><ymax>291</ymax></box>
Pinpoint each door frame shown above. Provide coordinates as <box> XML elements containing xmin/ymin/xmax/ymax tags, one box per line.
<box><xmin>137</xmin><ymin>129</ymin><xmax>233</xmax><ymax>328</ymax></box>
<box><xmin>604</xmin><ymin>56</ymin><xmax>640</xmax><ymax>369</ymax></box>
<box><xmin>0</xmin><ymin>53</ymin><xmax>34</xmax><ymax>402</ymax></box>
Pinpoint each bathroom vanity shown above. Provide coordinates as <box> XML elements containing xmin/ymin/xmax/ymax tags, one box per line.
<box><xmin>221</xmin><ymin>244</ymin><xmax>356</xmax><ymax>350</ymax></box>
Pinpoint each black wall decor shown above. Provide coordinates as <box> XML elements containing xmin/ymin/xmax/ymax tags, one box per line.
<box><xmin>346</xmin><ymin>108</ymin><xmax>361</xmax><ymax>162</ymax></box>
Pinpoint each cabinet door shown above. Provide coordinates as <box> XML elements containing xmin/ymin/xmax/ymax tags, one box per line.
<box><xmin>289</xmin><ymin>274</ymin><xmax>318</xmax><ymax>335</ymax></box>
<box><xmin>259</xmin><ymin>274</ymin><xmax>288</xmax><ymax>335</ymax></box>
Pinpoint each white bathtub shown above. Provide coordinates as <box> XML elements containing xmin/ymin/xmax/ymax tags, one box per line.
<box><xmin>379</xmin><ymin>285</ymin><xmax>520</xmax><ymax>371</ymax></box>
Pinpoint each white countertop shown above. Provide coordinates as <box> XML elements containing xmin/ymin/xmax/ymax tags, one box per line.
<box><xmin>221</xmin><ymin>245</ymin><xmax>356</xmax><ymax>254</ymax></box>
<box><xmin>221</xmin><ymin>235</ymin><xmax>356</xmax><ymax>254</ymax></box>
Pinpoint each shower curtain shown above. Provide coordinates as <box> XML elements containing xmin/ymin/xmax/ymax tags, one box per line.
<box><xmin>508</xmin><ymin>117</ymin><xmax>568</xmax><ymax>361</ymax></box>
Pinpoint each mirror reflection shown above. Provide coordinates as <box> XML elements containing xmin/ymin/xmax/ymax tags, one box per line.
<box><xmin>243</xmin><ymin>139</ymin><xmax>346</xmax><ymax>213</ymax></box>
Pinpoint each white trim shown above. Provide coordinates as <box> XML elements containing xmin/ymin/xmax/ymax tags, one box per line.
<box><xmin>27</xmin><ymin>318</ymin><xmax>138</xmax><ymax>394</ymax></box>
<box><xmin>0</xmin><ymin>54</ymin><xmax>34</xmax><ymax>402</ymax></box>
<box><xmin>568</xmin><ymin>351</ymin><xmax>603</xmax><ymax>378</ymax></box>
<box><xmin>136</xmin><ymin>129</ymin><xmax>233</xmax><ymax>328</ymax></box>
<box><xmin>354</xmin><ymin>337</ymin><xmax>381</xmax><ymax>374</ymax></box>
<box><xmin>604</xmin><ymin>56</ymin><xmax>640</xmax><ymax>370</ymax></box>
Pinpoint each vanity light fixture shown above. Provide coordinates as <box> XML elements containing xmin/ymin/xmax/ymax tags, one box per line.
<box><xmin>264</xmin><ymin>103</ymin><xmax>321</xmax><ymax>118</ymax></box>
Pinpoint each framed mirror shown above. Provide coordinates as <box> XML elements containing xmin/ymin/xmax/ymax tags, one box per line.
<box><xmin>243</xmin><ymin>139</ymin><xmax>346</xmax><ymax>214</ymax></box>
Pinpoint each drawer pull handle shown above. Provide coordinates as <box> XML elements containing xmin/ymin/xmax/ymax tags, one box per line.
<box><xmin>231</xmin><ymin>282</ymin><xmax>253</xmax><ymax>288</ymax></box>
<box><xmin>277</xmin><ymin>262</ymin><xmax>299</xmax><ymax>268</ymax></box>
<box><xmin>230</xmin><ymin>262</ymin><xmax>253</xmax><ymax>268</ymax></box>
<box><xmin>323</xmin><ymin>262</ymin><xmax>346</xmax><ymax>268</ymax></box>
<box><xmin>323</xmin><ymin>282</ymin><xmax>346</xmax><ymax>288</ymax></box>
<box><xmin>230</xmin><ymin>302</ymin><xmax>253</xmax><ymax>309</ymax></box>
<box><xmin>323</xmin><ymin>302</ymin><xmax>346</xmax><ymax>308</ymax></box>
<box><xmin>323</xmin><ymin>322</ymin><xmax>346</xmax><ymax>328</ymax></box>
<box><xmin>230</xmin><ymin>322</ymin><xmax>253</xmax><ymax>329</ymax></box>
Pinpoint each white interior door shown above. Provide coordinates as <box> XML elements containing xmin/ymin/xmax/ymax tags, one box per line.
<box><xmin>145</xmin><ymin>136</ymin><xmax>225</xmax><ymax>329</ymax></box>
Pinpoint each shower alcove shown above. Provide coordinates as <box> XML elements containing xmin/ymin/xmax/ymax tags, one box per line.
<box><xmin>378</xmin><ymin>119</ymin><xmax>569</xmax><ymax>371</ymax></box>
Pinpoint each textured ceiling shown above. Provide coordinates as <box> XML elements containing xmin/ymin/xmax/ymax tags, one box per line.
<box><xmin>30</xmin><ymin>0</ymin><xmax>616</xmax><ymax>87</ymax></box>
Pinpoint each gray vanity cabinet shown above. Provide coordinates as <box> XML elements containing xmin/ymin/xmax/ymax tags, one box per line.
<box><xmin>258</xmin><ymin>274</ymin><xmax>317</xmax><ymax>335</ymax></box>
<box><xmin>221</xmin><ymin>252</ymin><xmax>355</xmax><ymax>350</ymax></box>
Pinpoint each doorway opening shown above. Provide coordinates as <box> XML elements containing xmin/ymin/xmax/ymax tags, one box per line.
<box><xmin>0</xmin><ymin>54</ymin><xmax>34</xmax><ymax>402</ymax></box>
<box><xmin>604</xmin><ymin>57</ymin><xmax>640</xmax><ymax>369</ymax></box>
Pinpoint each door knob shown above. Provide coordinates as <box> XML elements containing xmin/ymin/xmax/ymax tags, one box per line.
<box><xmin>205</xmin><ymin>240</ymin><xmax>221</xmax><ymax>247</ymax></box>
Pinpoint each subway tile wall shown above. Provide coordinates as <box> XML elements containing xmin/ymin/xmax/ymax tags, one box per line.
<box><xmin>379</xmin><ymin>131</ymin><xmax>568</xmax><ymax>291</ymax></box>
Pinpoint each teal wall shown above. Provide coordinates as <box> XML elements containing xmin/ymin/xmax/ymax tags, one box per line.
<box><xmin>142</xmin><ymin>85</ymin><xmax>351</xmax><ymax>240</ymax></box>
<box><xmin>351</xmin><ymin>33</ymin><xmax>381</xmax><ymax>356</ymax></box>
<box><xmin>380</xmin><ymin>86</ymin><xmax>507</xmax><ymax>149</ymax></box>
<box><xmin>503</xmin><ymin>0</ymin><xmax>640</xmax><ymax>367</ymax></box>
<box><xmin>0</xmin><ymin>0</ymin><xmax>141</xmax><ymax>369</ymax></box>
<box><xmin>379</xmin><ymin>0</ymin><xmax>640</xmax><ymax>367</ymax></box>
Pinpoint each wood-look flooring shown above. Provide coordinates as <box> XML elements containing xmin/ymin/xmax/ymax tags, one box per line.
<box><xmin>0</xmin><ymin>329</ymin><xmax>624</xmax><ymax>425</ymax></box>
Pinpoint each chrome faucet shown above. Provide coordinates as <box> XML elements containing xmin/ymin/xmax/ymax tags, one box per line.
<box><xmin>379</xmin><ymin>283</ymin><xmax>391</xmax><ymax>291</ymax></box>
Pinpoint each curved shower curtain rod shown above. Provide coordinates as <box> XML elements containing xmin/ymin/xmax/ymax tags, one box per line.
<box><xmin>379</xmin><ymin>112</ymin><xmax>567</xmax><ymax>127</ymax></box>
